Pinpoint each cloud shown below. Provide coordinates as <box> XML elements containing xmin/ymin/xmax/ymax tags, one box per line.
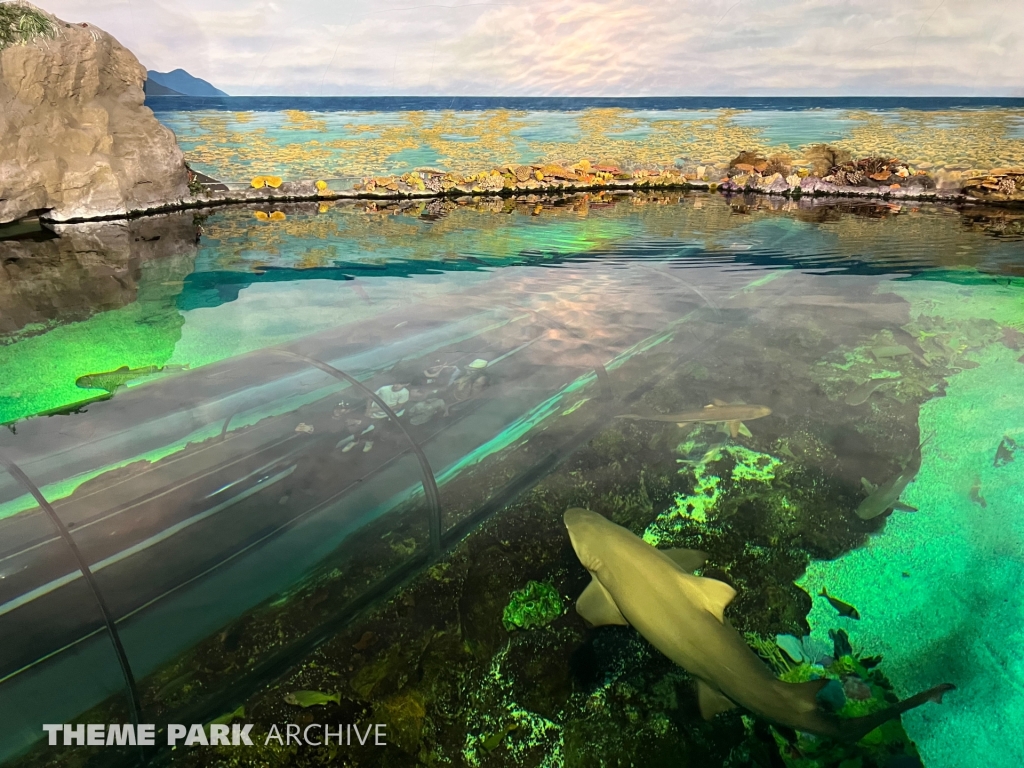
<box><xmin>39</xmin><ymin>0</ymin><xmax>1024</xmax><ymax>95</ymax></box>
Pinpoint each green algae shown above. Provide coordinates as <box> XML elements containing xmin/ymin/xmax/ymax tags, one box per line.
<box><xmin>728</xmin><ymin>445</ymin><xmax>782</xmax><ymax>484</ymax></box>
<box><xmin>0</xmin><ymin>262</ymin><xmax>186</xmax><ymax>425</ymax></box>
<box><xmin>644</xmin><ymin>444</ymin><xmax>782</xmax><ymax>544</ymax></box>
<box><xmin>0</xmin><ymin>5</ymin><xmax>55</xmax><ymax>50</ymax></box>
<box><xmin>501</xmin><ymin>581</ymin><xmax>564</xmax><ymax>632</ymax></box>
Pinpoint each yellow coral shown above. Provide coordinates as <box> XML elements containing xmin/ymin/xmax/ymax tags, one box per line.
<box><xmin>253</xmin><ymin>210</ymin><xmax>270</xmax><ymax>220</ymax></box>
<box><xmin>265</xmin><ymin>176</ymin><xmax>283</xmax><ymax>189</ymax></box>
<box><xmin>269</xmin><ymin>211</ymin><xmax>286</xmax><ymax>221</ymax></box>
<box><xmin>315</xmin><ymin>179</ymin><xmax>328</xmax><ymax>192</ymax></box>
<box><xmin>251</xmin><ymin>176</ymin><xmax>267</xmax><ymax>188</ymax></box>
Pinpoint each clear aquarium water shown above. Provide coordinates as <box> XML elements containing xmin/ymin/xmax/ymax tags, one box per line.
<box><xmin>1</xmin><ymin>191</ymin><xmax>1022</xmax><ymax>768</ymax></box>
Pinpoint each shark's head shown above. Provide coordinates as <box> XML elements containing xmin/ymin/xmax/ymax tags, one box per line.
<box><xmin>564</xmin><ymin>507</ymin><xmax>615</xmax><ymax>571</ymax></box>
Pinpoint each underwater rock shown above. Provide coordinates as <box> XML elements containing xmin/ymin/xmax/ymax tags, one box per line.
<box><xmin>375</xmin><ymin>691</ymin><xmax>426</xmax><ymax>754</ymax></box>
<box><xmin>0</xmin><ymin>4</ymin><xmax>189</xmax><ymax>223</ymax></box>
<box><xmin>843</xmin><ymin>676</ymin><xmax>872</xmax><ymax>701</ymax></box>
<box><xmin>0</xmin><ymin>211</ymin><xmax>198</xmax><ymax>338</ymax></box>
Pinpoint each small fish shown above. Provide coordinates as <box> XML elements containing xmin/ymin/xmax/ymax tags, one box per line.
<box><xmin>845</xmin><ymin>378</ymin><xmax>894</xmax><ymax>406</ymax></box>
<box><xmin>870</xmin><ymin>344</ymin><xmax>913</xmax><ymax>361</ymax></box>
<box><xmin>207</xmin><ymin>705</ymin><xmax>245</xmax><ymax>728</ymax></box>
<box><xmin>154</xmin><ymin>671</ymin><xmax>195</xmax><ymax>702</ymax></box>
<box><xmin>856</xmin><ymin>434</ymin><xmax>933</xmax><ymax>520</ymax></box>
<box><xmin>618</xmin><ymin>400</ymin><xmax>771</xmax><ymax>439</ymax></box>
<box><xmin>76</xmin><ymin>365</ymin><xmax>186</xmax><ymax>394</ymax></box>
<box><xmin>284</xmin><ymin>690</ymin><xmax>341</xmax><ymax>708</ymax></box>
<box><xmin>820</xmin><ymin>588</ymin><xmax>860</xmax><ymax>620</ymax></box>
<box><xmin>994</xmin><ymin>435</ymin><xmax>1018</xmax><ymax>467</ymax></box>
<box><xmin>969</xmin><ymin>475</ymin><xmax>987</xmax><ymax>508</ymax></box>
<box><xmin>480</xmin><ymin>723</ymin><xmax>518</xmax><ymax>752</ymax></box>
<box><xmin>352</xmin><ymin>631</ymin><xmax>376</xmax><ymax>651</ymax></box>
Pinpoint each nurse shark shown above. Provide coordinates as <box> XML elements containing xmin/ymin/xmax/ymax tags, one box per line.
<box><xmin>563</xmin><ymin>507</ymin><xmax>953</xmax><ymax>741</ymax></box>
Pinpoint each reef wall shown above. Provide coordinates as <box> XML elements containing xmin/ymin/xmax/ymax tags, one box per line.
<box><xmin>0</xmin><ymin>2</ymin><xmax>190</xmax><ymax>224</ymax></box>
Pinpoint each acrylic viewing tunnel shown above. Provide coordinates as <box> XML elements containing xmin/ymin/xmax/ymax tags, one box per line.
<box><xmin>0</xmin><ymin>221</ymin><xmax>771</xmax><ymax>761</ymax></box>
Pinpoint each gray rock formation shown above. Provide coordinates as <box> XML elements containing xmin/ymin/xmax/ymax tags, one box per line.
<box><xmin>0</xmin><ymin>212</ymin><xmax>200</xmax><ymax>335</ymax></box>
<box><xmin>0</xmin><ymin>3</ymin><xmax>190</xmax><ymax>224</ymax></box>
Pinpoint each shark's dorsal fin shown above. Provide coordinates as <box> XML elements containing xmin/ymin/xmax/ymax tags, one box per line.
<box><xmin>697</xmin><ymin>680</ymin><xmax>737</xmax><ymax>720</ymax></box>
<box><xmin>576</xmin><ymin>576</ymin><xmax>628</xmax><ymax>627</ymax></box>
<box><xmin>660</xmin><ymin>548</ymin><xmax>708</xmax><ymax>572</ymax></box>
<box><xmin>712</xmin><ymin>399</ymin><xmax>729</xmax><ymax>407</ymax></box>
<box><xmin>861</xmin><ymin>477</ymin><xmax>877</xmax><ymax>493</ymax></box>
<box><xmin>696</xmin><ymin>577</ymin><xmax>737</xmax><ymax>623</ymax></box>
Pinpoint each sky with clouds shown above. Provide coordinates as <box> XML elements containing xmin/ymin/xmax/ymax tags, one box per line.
<box><xmin>40</xmin><ymin>0</ymin><xmax>1024</xmax><ymax>96</ymax></box>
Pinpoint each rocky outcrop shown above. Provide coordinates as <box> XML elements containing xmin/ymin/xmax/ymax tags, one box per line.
<box><xmin>0</xmin><ymin>2</ymin><xmax>190</xmax><ymax>223</ymax></box>
<box><xmin>0</xmin><ymin>212</ymin><xmax>199</xmax><ymax>335</ymax></box>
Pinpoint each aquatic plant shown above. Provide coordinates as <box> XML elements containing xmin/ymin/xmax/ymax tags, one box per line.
<box><xmin>744</xmin><ymin>631</ymin><xmax>792</xmax><ymax>674</ymax></box>
<box><xmin>0</xmin><ymin>3</ymin><xmax>55</xmax><ymax>51</ymax></box>
<box><xmin>501</xmin><ymin>581</ymin><xmax>564</xmax><ymax>631</ymax></box>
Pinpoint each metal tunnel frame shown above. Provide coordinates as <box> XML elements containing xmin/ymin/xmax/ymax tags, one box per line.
<box><xmin>0</xmin><ymin>452</ymin><xmax>146</xmax><ymax>762</ymax></box>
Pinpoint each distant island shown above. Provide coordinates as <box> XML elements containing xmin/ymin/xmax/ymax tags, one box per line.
<box><xmin>145</xmin><ymin>68</ymin><xmax>228</xmax><ymax>97</ymax></box>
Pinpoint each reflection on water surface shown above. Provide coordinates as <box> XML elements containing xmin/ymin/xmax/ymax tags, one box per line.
<box><xmin>0</xmin><ymin>192</ymin><xmax>1022</xmax><ymax>768</ymax></box>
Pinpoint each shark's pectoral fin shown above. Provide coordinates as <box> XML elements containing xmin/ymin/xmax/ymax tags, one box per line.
<box><xmin>860</xmin><ymin>477</ymin><xmax>878</xmax><ymax>494</ymax></box>
<box><xmin>660</xmin><ymin>548</ymin><xmax>708</xmax><ymax>572</ymax></box>
<box><xmin>576</xmin><ymin>576</ymin><xmax>628</xmax><ymax>627</ymax></box>
<box><xmin>696</xmin><ymin>576</ymin><xmax>737</xmax><ymax>623</ymax></box>
<box><xmin>892</xmin><ymin>501</ymin><xmax>917</xmax><ymax>512</ymax></box>
<box><xmin>697</xmin><ymin>680</ymin><xmax>737</xmax><ymax>720</ymax></box>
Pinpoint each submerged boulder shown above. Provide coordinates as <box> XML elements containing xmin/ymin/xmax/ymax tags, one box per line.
<box><xmin>0</xmin><ymin>2</ymin><xmax>189</xmax><ymax>223</ymax></box>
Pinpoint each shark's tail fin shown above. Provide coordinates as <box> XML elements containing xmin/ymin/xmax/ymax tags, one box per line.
<box><xmin>833</xmin><ymin>683</ymin><xmax>954</xmax><ymax>743</ymax></box>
